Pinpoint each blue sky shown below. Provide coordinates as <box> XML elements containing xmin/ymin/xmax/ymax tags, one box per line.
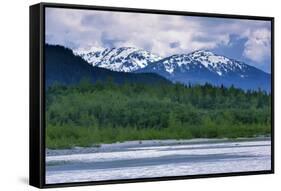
<box><xmin>46</xmin><ymin>8</ymin><xmax>271</xmax><ymax>73</ymax></box>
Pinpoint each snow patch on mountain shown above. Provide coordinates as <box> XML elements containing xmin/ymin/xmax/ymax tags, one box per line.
<box><xmin>74</xmin><ymin>47</ymin><xmax>162</xmax><ymax>72</ymax></box>
<box><xmin>187</xmin><ymin>50</ymin><xmax>248</xmax><ymax>76</ymax></box>
<box><xmin>159</xmin><ymin>54</ymin><xmax>194</xmax><ymax>74</ymax></box>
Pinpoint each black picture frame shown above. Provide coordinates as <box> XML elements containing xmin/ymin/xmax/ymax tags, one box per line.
<box><xmin>30</xmin><ymin>2</ymin><xmax>275</xmax><ymax>188</ymax></box>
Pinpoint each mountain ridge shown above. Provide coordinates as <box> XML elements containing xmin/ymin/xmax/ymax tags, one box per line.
<box><xmin>74</xmin><ymin>47</ymin><xmax>162</xmax><ymax>72</ymax></box>
<box><xmin>45</xmin><ymin>44</ymin><xmax>171</xmax><ymax>87</ymax></box>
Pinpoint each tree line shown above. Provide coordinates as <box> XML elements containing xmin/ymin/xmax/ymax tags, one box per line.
<box><xmin>46</xmin><ymin>79</ymin><xmax>271</xmax><ymax>149</ymax></box>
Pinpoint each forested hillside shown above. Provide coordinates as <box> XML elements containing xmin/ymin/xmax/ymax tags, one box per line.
<box><xmin>45</xmin><ymin>44</ymin><xmax>170</xmax><ymax>87</ymax></box>
<box><xmin>46</xmin><ymin>81</ymin><xmax>271</xmax><ymax>149</ymax></box>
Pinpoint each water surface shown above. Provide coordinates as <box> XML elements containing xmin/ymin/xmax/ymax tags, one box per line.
<box><xmin>46</xmin><ymin>139</ymin><xmax>271</xmax><ymax>184</ymax></box>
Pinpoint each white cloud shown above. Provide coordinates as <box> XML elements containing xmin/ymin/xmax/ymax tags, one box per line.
<box><xmin>243</xmin><ymin>28</ymin><xmax>271</xmax><ymax>63</ymax></box>
<box><xmin>45</xmin><ymin>7</ymin><xmax>271</xmax><ymax>61</ymax></box>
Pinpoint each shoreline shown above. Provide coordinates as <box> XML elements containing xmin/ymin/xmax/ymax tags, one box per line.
<box><xmin>46</xmin><ymin>136</ymin><xmax>271</xmax><ymax>156</ymax></box>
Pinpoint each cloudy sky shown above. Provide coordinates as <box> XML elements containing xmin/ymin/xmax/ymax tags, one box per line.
<box><xmin>46</xmin><ymin>7</ymin><xmax>271</xmax><ymax>73</ymax></box>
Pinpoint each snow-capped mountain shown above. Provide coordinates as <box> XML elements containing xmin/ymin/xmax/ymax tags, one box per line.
<box><xmin>136</xmin><ymin>50</ymin><xmax>271</xmax><ymax>91</ymax></box>
<box><xmin>140</xmin><ymin>50</ymin><xmax>250</xmax><ymax>76</ymax></box>
<box><xmin>74</xmin><ymin>47</ymin><xmax>162</xmax><ymax>72</ymax></box>
<box><xmin>188</xmin><ymin>50</ymin><xmax>253</xmax><ymax>76</ymax></box>
<box><xmin>74</xmin><ymin>46</ymin><xmax>270</xmax><ymax>91</ymax></box>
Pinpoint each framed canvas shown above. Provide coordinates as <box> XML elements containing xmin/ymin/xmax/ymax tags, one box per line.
<box><xmin>29</xmin><ymin>2</ymin><xmax>274</xmax><ymax>188</ymax></box>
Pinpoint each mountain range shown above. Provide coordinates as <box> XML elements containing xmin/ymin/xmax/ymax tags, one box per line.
<box><xmin>75</xmin><ymin>46</ymin><xmax>271</xmax><ymax>91</ymax></box>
